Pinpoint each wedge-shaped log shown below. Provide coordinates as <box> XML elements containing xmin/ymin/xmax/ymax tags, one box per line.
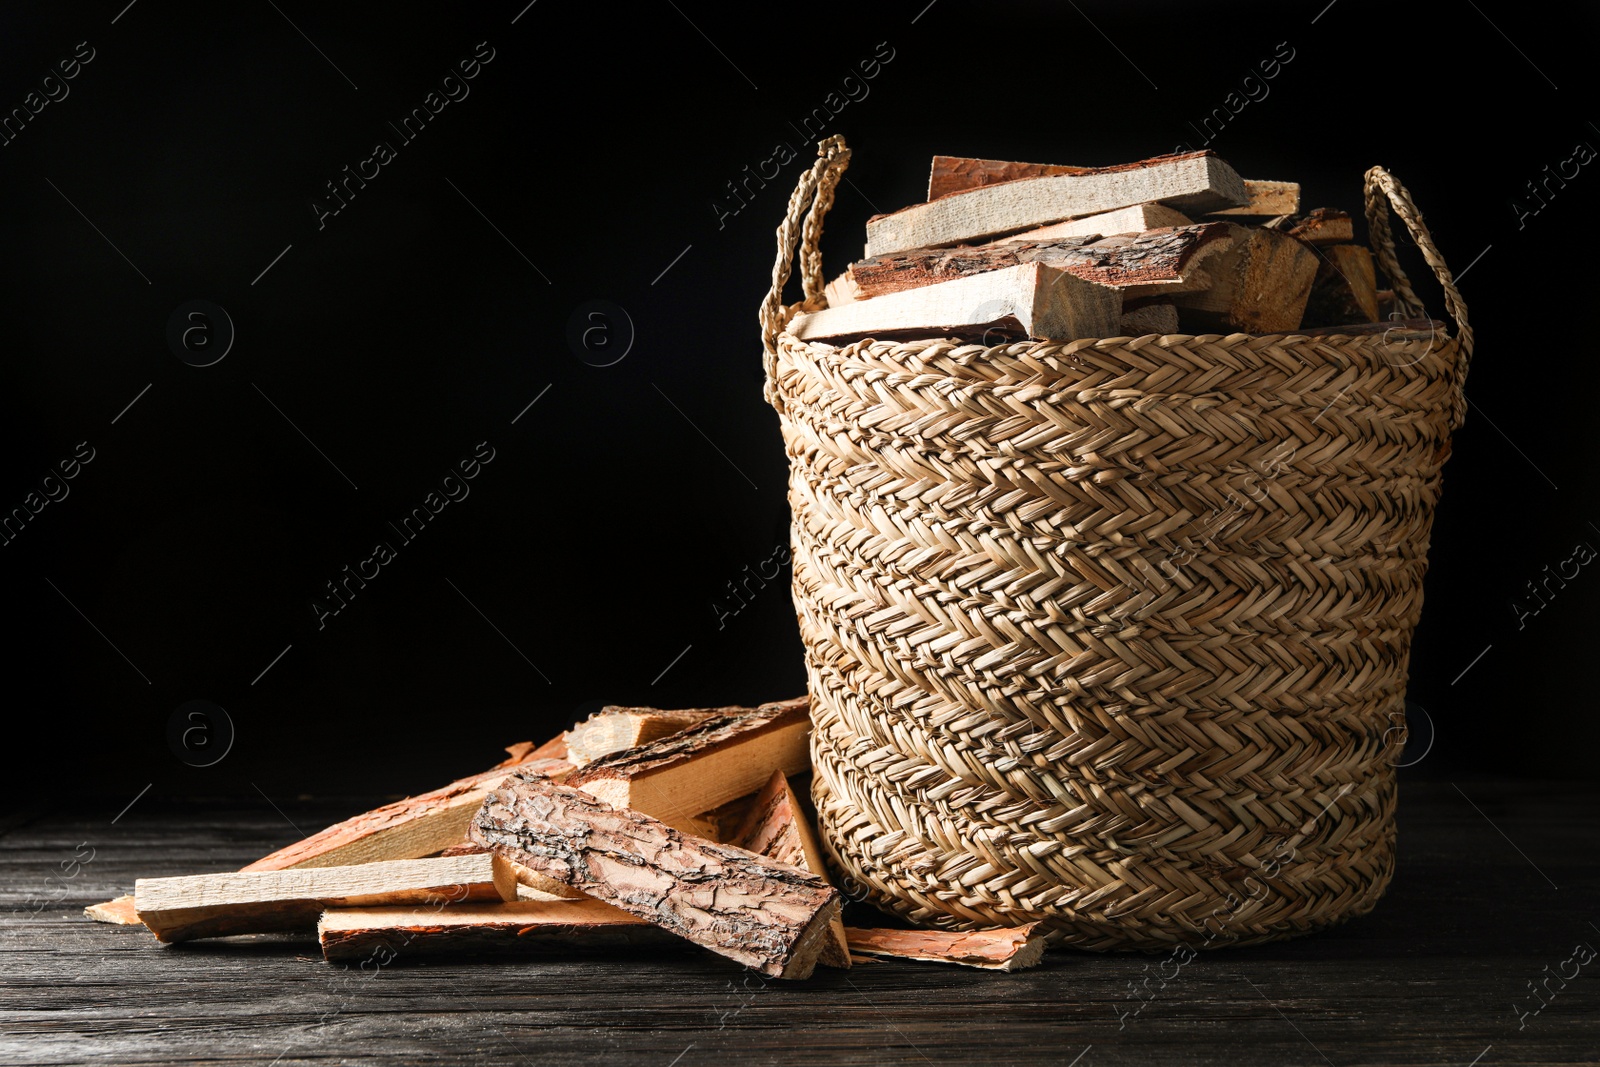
<box><xmin>1274</xmin><ymin>207</ymin><xmax>1354</xmax><ymax>246</ymax></box>
<box><xmin>470</xmin><ymin>772</ymin><xmax>842</xmax><ymax>979</ymax></box>
<box><xmin>847</xmin><ymin>223</ymin><xmax>1234</xmax><ymax>301</ymax></box>
<box><xmin>1172</xmin><ymin>224</ymin><xmax>1319</xmax><ymax>333</ymax></box>
<box><xmin>562</xmin><ymin>706</ymin><xmax>720</xmax><ymax>767</ymax></box>
<box><xmin>845</xmin><ymin>924</ymin><xmax>1048</xmax><ymax>971</ymax></box>
<box><xmin>1303</xmin><ymin>244</ymin><xmax>1380</xmax><ymax>326</ymax></box>
<box><xmin>789</xmin><ymin>262</ymin><xmax>1122</xmax><ymax>345</ymax></box>
<box><xmin>134</xmin><ymin>854</ymin><xmax>517</xmax><ymax>943</ymax></box>
<box><xmin>865</xmin><ymin>151</ymin><xmax>1247</xmax><ymax>258</ymax></box>
<box><xmin>317</xmin><ymin>896</ymin><xmax>671</xmax><ymax>962</ymax></box>
<box><xmin>1208</xmin><ymin>179</ymin><xmax>1301</xmax><ymax>218</ymax></box>
<box><xmin>566</xmin><ymin>696</ymin><xmax>811</xmax><ymax>829</ymax></box>
<box><xmin>733</xmin><ymin>771</ymin><xmax>850</xmax><ymax>968</ymax></box>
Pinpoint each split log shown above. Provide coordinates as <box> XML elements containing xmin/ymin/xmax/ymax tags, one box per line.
<box><xmin>1276</xmin><ymin>207</ymin><xmax>1355</xmax><ymax>245</ymax></box>
<box><xmin>865</xmin><ymin>151</ymin><xmax>1248</xmax><ymax>257</ymax></box>
<box><xmin>317</xmin><ymin>898</ymin><xmax>672</xmax><ymax>962</ymax></box>
<box><xmin>847</xmin><ymin>223</ymin><xmax>1234</xmax><ymax>301</ymax></box>
<box><xmin>134</xmin><ymin>854</ymin><xmax>517</xmax><ymax>943</ymax></box>
<box><xmin>434</xmin><ymin>842</ymin><xmax>582</xmax><ymax>898</ymax></box>
<box><xmin>732</xmin><ymin>771</ymin><xmax>850</xmax><ymax>968</ymax></box>
<box><xmin>1119</xmin><ymin>299</ymin><xmax>1179</xmax><ymax>336</ymax></box>
<box><xmin>845</xmin><ymin>925</ymin><xmax>1048</xmax><ymax>971</ymax></box>
<box><xmin>824</xmin><ymin>271</ymin><xmax>862</xmax><ymax>308</ymax></box>
<box><xmin>1208</xmin><ymin>179</ymin><xmax>1301</xmax><ymax>218</ymax></box>
<box><xmin>1013</xmin><ymin>202</ymin><xmax>1193</xmax><ymax>242</ymax></box>
<box><xmin>1172</xmin><ymin>224</ymin><xmax>1319</xmax><ymax>333</ymax></box>
<box><xmin>470</xmin><ymin>772</ymin><xmax>842</xmax><ymax>979</ymax></box>
<box><xmin>562</xmin><ymin>706</ymin><xmax>720</xmax><ymax>767</ymax></box>
<box><xmin>789</xmin><ymin>262</ymin><xmax>1122</xmax><ymax>345</ymax></box>
<box><xmin>567</xmin><ymin>696</ymin><xmax>815</xmax><ymax>829</ymax></box>
<box><xmin>927</xmin><ymin>155</ymin><xmax>1089</xmax><ymax>200</ymax></box>
<box><xmin>1303</xmin><ymin>244</ymin><xmax>1380</xmax><ymax>326</ymax></box>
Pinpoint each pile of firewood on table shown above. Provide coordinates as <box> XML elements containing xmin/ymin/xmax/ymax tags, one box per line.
<box><xmin>86</xmin><ymin>698</ymin><xmax>1046</xmax><ymax>978</ymax></box>
<box><xmin>796</xmin><ymin>149</ymin><xmax>1424</xmax><ymax>344</ymax></box>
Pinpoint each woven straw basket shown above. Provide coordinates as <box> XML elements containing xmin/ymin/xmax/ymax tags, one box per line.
<box><xmin>759</xmin><ymin>137</ymin><xmax>1475</xmax><ymax>951</ymax></box>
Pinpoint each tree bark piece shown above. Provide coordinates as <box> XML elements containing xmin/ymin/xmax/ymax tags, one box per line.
<box><xmin>845</xmin><ymin>924</ymin><xmax>1048</xmax><ymax>971</ymax></box>
<box><xmin>1013</xmin><ymin>202</ymin><xmax>1193</xmax><ymax>242</ymax></box>
<box><xmin>470</xmin><ymin>772</ymin><xmax>842</xmax><ymax>979</ymax></box>
<box><xmin>1172</xmin><ymin>224</ymin><xmax>1319</xmax><ymax>333</ymax></box>
<box><xmin>928</xmin><ymin>156</ymin><xmax>1089</xmax><ymax>201</ymax></box>
<box><xmin>134</xmin><ymin>854</ymin><xmax>517</xmax><ymax>943</ymax></box>
<box><xmin>567</xmin><ymin>696</ymin><xmax>813</xmax><ymax>830</ymax></box>
<box><xmin>789</xmin><ymin>262</ymin><xmax>1122</xmax><ymax>345</ymax></box>
<box><xmin>317</xmin><ymin>898</ymin><xmax>671</xmax><ymax>962</ymax></box>
<box><xmin>732</xmin><ymin>771</ymin><xmax>851</xmax><ymax>969</ymax></box>
<box><xmin>848</xmin><ymin>223</ymin><xmax>1234</xmax><ymax>301</ymax></box>
<box><xmin>1303</xmin><ymin>244</ymin><xmax>1380</xmax><ymax>326</ymax></box>
<box><xmin>1207</xmin><ymin>179</ymin><xmax>1301</xmax><ymax>218</ymax></box>
<box><xmin>240</xmin><ymin>755</ymin><xmax>572</xmax><ymax>873</ymax></box>
<box><xmin>563</xmin><ymin>707</ymin><xmax>720</xmax><ymax>767</ymax></box>
<box><xmin>865</xmin><ymin>151</ymin><xmax>1248</xmax><ymax>258</ymax></box>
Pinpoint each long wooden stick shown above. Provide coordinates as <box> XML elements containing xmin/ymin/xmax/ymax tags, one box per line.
<box><xmin>317</xmin><ymin>898</ymin><xmax>670</xmax><ymax>962</ymax></box>
<box><xmin>845</xmin><ymin>925</ymin><xmax>1048</xmax><ymax>971</ymax></box>
<box><xmin>471</xmin><ymin>772</ymin><xmax>842</xmax><ymax>979</ymax></box>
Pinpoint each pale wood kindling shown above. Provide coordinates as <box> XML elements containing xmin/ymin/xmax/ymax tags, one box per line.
<box><xmin>317</xmin><ymin>897</ymin><xmax>669</xmax><ymax>962</ymax></box>
<box><xmin>845</xmin><ymin>925</ymin><xmax>1048</xmax><ymax>971</ymax></box>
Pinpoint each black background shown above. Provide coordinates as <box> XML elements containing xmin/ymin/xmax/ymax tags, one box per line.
<box><xmin>2</xmin><ymin>0</ymin><xmax>1595</xmax><ymax>807</ymax></box>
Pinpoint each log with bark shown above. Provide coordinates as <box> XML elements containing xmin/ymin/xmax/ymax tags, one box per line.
<box><xmin>469</xmin><ymin>772</ymin><xmax>842</xmax><ymax>979</ymax></box>
<box><xmin>845</xmin><ymin>925</ymin><xmax>1048</xmax><ymax>971</ymax></box>
<box><xmin>567</xmin><ymin>696</ymin><xmax>814</xmax><ymax>829</ymax></box>
<box><xmin>864</xmin><ymin>151</ymin><xmax>1248</xmax><ymax>257</ymax></box>
<box><xmin>562</xmin><ymin>706</ymin><xmax>720</xmax><ymax>767</ymax></box>
<box><xmin>732</xmin><ymin>771</ymin><xmax>851</xmax><ymax>968</ymax></box>
<box><xmin>134</xmin><ymin>854</ymin><xmax>518</xmax><ymax>943</ymax></box>
<box><xmin>1266</xmin><ymin>206</ymin><xmax>1354</xmax><ymax>246</ymax></box>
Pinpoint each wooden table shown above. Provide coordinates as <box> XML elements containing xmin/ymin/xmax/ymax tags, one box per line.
<box><xmin>3</xmin><ymin>781</ymin><xmax>1595</xmax><ymax>1065</ymax></box>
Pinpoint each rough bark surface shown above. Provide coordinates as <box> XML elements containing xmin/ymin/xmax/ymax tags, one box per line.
<box><xmin>845</xmin><ymin>925</ymin><xmax>1048</xmax><ymax>971</ymax></box>
<box><xmin>470</xmin><ymin>772</ymin><xmax>841</xmax><ymax>979</ymax></box>
<box><xmin>848</xmin><ymin>223</ymin><xmax>1233</xmax><ymax>300</ymax></box>
<box><xmin>928</xmin><ymin>156</ymin><xmax>1089</xmax><ymax>201</ymax></box>
<box><xmin>732</xmin><ymin>771</ymin><xmax>851</xmax><ymax>968</ymax></box>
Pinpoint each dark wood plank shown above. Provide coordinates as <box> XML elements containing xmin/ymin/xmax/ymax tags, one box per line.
<box><xmin>3</xmin><ymin>783</ymin><xmax>1597</xmax><ymax>1065</ymax></box>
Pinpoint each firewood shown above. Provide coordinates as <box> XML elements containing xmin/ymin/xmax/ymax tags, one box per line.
<box><xmin>1172</xmin><ymin>224</ymin><xmax>1319</xmax><ymax>333</ymax></box>
<box><xmin>733</xmin><ymin>771</ymin><xmax>850</xmax><ymax>968</ymax></box>
<box><xmin>434</xmin><ymin>842</ymin><xmax>583</xmax><ymax>898</ymax></box>
<box><xmin>562</xmin><ymin>706</ymin><xmax>720</xmax><ymax>767</ymax></box>
<box><xmin>1303</xmin><ymin>244</ymin><xmax>1380</xmax><ymax>326</ymax></box>
<box><xmin>566</xmin><ymin>696</ymin><xmax>814</xmax><ymax>829</ymax></box>
<box><xmin>1207</xmin><ymin>179</ymin><xmax>1301</xmax><ymax>218</ymax></box>
<box><xmin>1119</xmin><ymin>299</ymin><xmax>1179</xmax><ymax>336</ymax></box>
<box><xmin>1280</xmin><ymin>207</ymin><xmax>1355</xmax><ymax>246</ymax></box>
<box><xmin>83</xmin><ymin>896</ymin><xmax>142</xmax><ymax>925</ymax></box>
<box><xmin>847</xmin><ymin>223</ymin><xmax>1234</xmax><ymax>301</ymax></box>
<box><xmin>470</xmin><ymin>772</ymin><xmax>842</xmax><ymax>979</ymax></box>
<box><xmin>789</xmin><ymin>262</ymin><xmax>1122</xmax><ymax>345</ymax></box>
<box><xmin>845</xmin><ymin>925</ymin><xmax>1048</xmax><ymax>971</ymax></box>
<box><xmin>864</xmin><ymin>151</ymin><xmax>1248</xmax><ymax>257</ymax></box>
<box><xmin>927</xmin><ymin>155</ymin><xmax>1089</xmax><ymax>200</ymax></box>
<box><xmin>240</xmin><ymin>755</ymin><xmax>572</xmax><ymax>872</ymax></box>
<box><xmin>134</xmin><ymin>854</ymin><xmax>518</xmax><ymax>943</ymax></box>
<box><xmin>824</xmin><ymin>271</ymin><xmax>862</xmax><ymax>308</ymax></box>
<box><xmin>317</xmin><ymin>897</ymin><xmax>672</xmax><ymax>962</ymax></box>
<box><xmin>1012</xmin><ymin>202</ymin><xmax>1193</xmax><ymax>242</ymax></box>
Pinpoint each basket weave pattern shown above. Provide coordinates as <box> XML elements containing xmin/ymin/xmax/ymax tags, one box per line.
<box><xmin>762</xmin><ymin>138</ymin><xmax>1473</xmax><ymax>949</ymax></box>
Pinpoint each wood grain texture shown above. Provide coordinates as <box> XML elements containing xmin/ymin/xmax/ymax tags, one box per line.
<box><xmin>317</xmin><ymin>898</ymin><xmax>671</xmax><ymax>962</ymax></box>
<box><xmin>1282</xmin><ymin>207</ymin><xmax>1355</xmax><ymax>245</ymax></box>
<box><xmin>567</xmin><ymin>696</ymin><xmax>811</xmax><ymax>829</ymax></box>
<box><xmin>1119</xmin><ymin>300</ymin><xmax>1179</xmax><ymax>336</ymax></box>
<box><xmin>562</xmin><ymin>707</ymin><xmax>719</xmax><ymax>767</ymax></box>
<box><xmin>10</xmin><ymin>785</ymin><xmax>1598</xmax><ymax>1065</ymax></box>
<box><xmin>865</xmin><ymin>152</ymin><xmax>1248</xmax><ymax>257</ymax></box>
<box><xmin>1013</xmin><ymin>202</ymin><xmax>1193</xmax><ymax>242</ymax></box>
<box><xmin>928</xmin><ymin>156</ymin><xmax>1089</xmax><ymax>200</ymax></box>
<box><xmin>470</xmin><ymin>772</ymin><xmax>842</xmax><ymax>979</ymax></box>
<box><xmin>789</xmin><ymin>262</ymin><xmax>1123</xmax><ymax>345</ymax></box>
<box><xmin>134</xmin><ymin>854</ymin><xmax>517</xmax><ymax>942</ymax></box>
<box><xmin>733</xmin><ymin>771</ymin><xmax>850</xmax><ymax>968</ymax></box>
<box><xmin>1303</xmin><ymin>244</ymin><xmax>1380</xmax><ymax>326</ymax></box>
<box><xmin>1172</xmin><ymin>224</ymin><xmax>1319</xmax><ymax>332</ymax></box>
<box><xmin>847</xmin><ymin>223</ymin><xmax>1234</xmax><ymax>300</ymax></box>
<box><xmin>845</xmin><ymin>925</ymin><xmax>1048</xmax><ymax>971</ymax></box>
<box><xmin>1208</xmin><ymin>179</ymin><xmax>1301</xmax><ymax>217</ymax></box>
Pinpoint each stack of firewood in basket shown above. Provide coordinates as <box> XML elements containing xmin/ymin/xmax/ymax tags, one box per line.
<box><xmin>795</xmin><ymin>149</ymin><xmax>1416</xmax><ymax>345</ymax></box>
<box><xmin>86</xmin><ymin>698</ymin><xmax>1047</xmax><ymax>978</ymax></box>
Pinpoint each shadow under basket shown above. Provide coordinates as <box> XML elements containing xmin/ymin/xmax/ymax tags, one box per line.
<box><xmin>759</xmin><ymin>136</ymin><xmax>1475</xmax><ymax>951</ymax></box>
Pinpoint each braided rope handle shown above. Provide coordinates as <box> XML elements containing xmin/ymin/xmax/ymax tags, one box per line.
<box><xmin>759</xmin><ymin>135</ymin><xmax>852</xmax><ymax>404</ymax></box>
<box><xmin>1364</xmin><ymin>166</ymin><xmax>1475</xmax><ymax>401</ymax></box>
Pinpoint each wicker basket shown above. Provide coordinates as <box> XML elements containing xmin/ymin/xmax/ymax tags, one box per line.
<box><xmin>759</xmin><ymin>136</ymin><xmax>1474</xmax><ymax>951</ymax></box>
